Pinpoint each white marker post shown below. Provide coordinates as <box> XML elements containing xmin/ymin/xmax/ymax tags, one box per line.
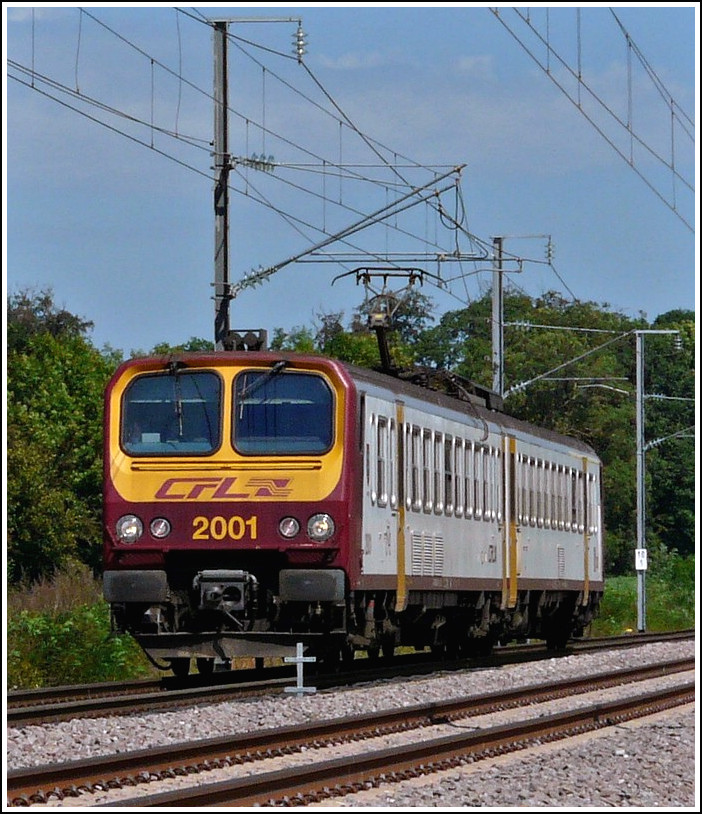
<box><xmin>284</xmin><ymin>642</ymin><xmax>316</xmax><ymax>694</ymax></box>
<box><xmin>635</xmin><ymin>547</ymin><xmax>648</xmax><ymax>632</ymax></box>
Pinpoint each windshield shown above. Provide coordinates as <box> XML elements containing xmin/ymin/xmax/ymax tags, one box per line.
<box><xmin>234</xmin><ymin>370</ymin><xmax>334</xmax><ymax>454</ymax></box>
<box><xmin>121</xmin><ymin>371</ymin><xmax>221</xmax><ymax>455</ymax></box>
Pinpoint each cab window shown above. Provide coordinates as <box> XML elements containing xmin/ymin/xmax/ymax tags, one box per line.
<box><xmin>121</xmin><ymin>371</ymin><xmax>221</xmax><ymax>455</ymax></box>
<box><xmin>234</xmin><ymin>370</ymin><xmax>334</xmax><ymax>454</ymax></box>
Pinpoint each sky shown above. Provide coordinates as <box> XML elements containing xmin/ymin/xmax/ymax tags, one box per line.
<box><xmin>4</xmin><ymin>3</ymin><xmax>698</xmax><ymax>357</ymax></box>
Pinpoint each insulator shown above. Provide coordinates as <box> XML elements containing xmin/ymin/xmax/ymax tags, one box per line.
<box><xmin>293</xmin><ymin>25</ymin><xmax>307</xmax><ymax>62</ymax></box>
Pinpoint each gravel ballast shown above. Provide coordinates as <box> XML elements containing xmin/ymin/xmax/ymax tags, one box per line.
<box><xmin>6</xmin><ymin>641</ymin><xmax>697</xmax><ymax>807</ymax></box>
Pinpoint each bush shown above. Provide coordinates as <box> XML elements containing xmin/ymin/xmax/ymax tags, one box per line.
<box><xmin>6</xmin><ymin>564</ymin><xmax>155</xmax><ymax>689</ymax></box>
<box><xmin>7</xmin><ymin>605</ymin><xmax>152</xmax><ymax>688</ymax></box>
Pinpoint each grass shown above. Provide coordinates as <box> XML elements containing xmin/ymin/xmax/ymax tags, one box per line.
<box><xmin>590</xmin><ymin>572</ymin><xmax>696</xmax><ymax>637</ymax></box>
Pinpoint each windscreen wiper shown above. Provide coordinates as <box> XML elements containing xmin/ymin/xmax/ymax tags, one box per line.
<box><xmin>238</xmin><ymin>360</ymin><xmax>288</xmax><ymax>416</ymax></box>
<box><xmin>168</xmin><ymin>360</ymin><xmax>186</xmax><ymax>437</ymax></box>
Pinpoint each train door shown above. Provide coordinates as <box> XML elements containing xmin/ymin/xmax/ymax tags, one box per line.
<box><xmin>360</xmin><ymin>395</ymin><xmax>399</xmax><ymax>578</ymax></box>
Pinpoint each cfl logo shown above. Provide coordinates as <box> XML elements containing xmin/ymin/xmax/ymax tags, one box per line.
<box><xmin>155</xmin><ymin>476</ymin><xmax>292</xmax><ymax>500</ymax></box>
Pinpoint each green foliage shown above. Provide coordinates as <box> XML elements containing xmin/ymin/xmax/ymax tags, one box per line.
<box><xmin>271</xmin><ymin>312</ymin><xmax>385</xmax><ymax>367</ymax></box>
<box><xmin>356</xmin><ymin>289</ymin><xmax>436</xmax><ymax>343</ymax></box>
<box><xmin>591</xmin><ymin>553</ymin><xmax>695</xmax><ymax>636</ymax></box>
<box><xmin>408</xmin><ymin>291</ymin><xmax>695</xmax><ymax>568</ymax></box>
<box><xmin>639</xmin><ymin>319</ymin><xmax>695</xmax><ymax>560</ymax></box>
<box><xmin>7</xmin><ymin>557</ymin><xmax>693</xmax><ymax>688</ymax></box>
<box><xmin>602</xmin><ymin>528</ymin><xmax>633</xmax><ymax>575</ymax></box>
<box><xmin>266</xmin><ymin>292</ymin><xmax>693</xmax><ymax>573</ymax></box>
<box><xmin>7</xmin><ymin>288</ymin><xmax>123</xmax><ymax>583</ymax></box>
<box><xmin>6</xmin><ymin>285</ymin><xmax>694</xmax><ymax>591</ymax></box>
<box><xmin>270</xmin><ymin>325</ymin><xmax>317</xmax><ymax>352</ymax></box>
<box><xmin>138</xmin><ymin>336</ymin><xmax>214</xmax><ymax>355</ymax></box>
<box><xmin>6</xmin><ymin>564</ymin><xmax>155</xmax><ymax>688</ymax></box>
<box><xmin>7</xmin><ymin>603</ymin><xmax>154</xmax><ymax>688</ymax></box>
<box><xmin>7</xmin><ymin>286</ymin><xmax>95</xmax><ymax>353</ymax></box>
<box><xmin>7</xmin><ymin>604</ymin><xmax>154</xmax><ymax>688</ymax></box>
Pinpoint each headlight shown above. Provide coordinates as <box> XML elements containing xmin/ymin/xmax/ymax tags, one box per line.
<box><xmin>279</xmin><ymin>516</ymin><xmax>300</xmax><ymax>538</ymax></box>
<box><xmin>116</xmin><ymin>514</ymin><xmax>143</xmax><ymax>544</ymax></box>
<box><xmin>307</xmin><ymin>513</ymin><xmax>335</xmax><ymax>542</ymax></box>
<box><xmin>150</xmin><ymin>518</ymin><xmax>171</xmax><ymax>539</ymax></box>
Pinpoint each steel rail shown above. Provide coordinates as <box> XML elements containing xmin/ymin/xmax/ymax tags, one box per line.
<box><xmin>7</xmin><ymin>629</ymin><xmax>693</xmax><ymax>726</ymax></box>
<box><xmin>6</xmin><ymin>656</ymin><xmax>693</xmax><ymax>807</ymax></box>
<box><xmin>99</xmin><ymin>682</ymin><xmax>697</xmax><ymax>807</ymax></box>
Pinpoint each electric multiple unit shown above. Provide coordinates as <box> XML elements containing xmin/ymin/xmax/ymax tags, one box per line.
<box><xmin>103</xmin><ymin>351</ymin><xmax>603</xmax><ymax>675</ymax></box>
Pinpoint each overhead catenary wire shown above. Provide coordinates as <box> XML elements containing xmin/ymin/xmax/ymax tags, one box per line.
<box><xmin>7</xmin><ymin>66</ymin><xmax>212</xmax><ymax>181</ymax></box>
<box><xmin>490</xmin><ymin>7</ymin><xmax>694</xmax><ymax>232</ymax></box>
<box><xmin>73</xmin><ymin>6</ymin><xmax>416</xmax><ymax>197</ymax></box>
<box><xmin>214</xmin><ymin>17</ymin><xmax>431</xmax><ymax>177</ymax></box>
<box><xmin>218</xmin><ymin>12</ymin><xmax>470</xmax><ymax>245</ymax></box>
<box><xmin>233</xmin><ymin>163</ymin><xmax>456</xmax><ymax>257</ymax></box>
<box><xmin>203</xmin><ymin>12</ymin><xmax>504</xmax><ymax>297</ymax></box>
<box><xmin>10</xmin><ymin>22</ymin><xmax>456</xmax><ymax>253</ymax></box>
<box><xmin>13</xmin><ymin>11</ymin><xmax>440</xmax><ymax>201</ymax></box>
<box><xmin>7</xmin><ymin>59</ymin><xmax>210</xmax><ymax>149</ymax></box>
<box><xmin>229</xmin><ymin>171</ymin><xmax>465</xmax><ymax>297</ymax></box>
<box><xmin>503</xmin><ymin>7</ymin><xmax>695</xmax><ymax>177</ymax></box>
<box><xmin>609</xmin><ymin>9</ymin><xmax>695</xmax><ymax>136</ymax></box>
<box><xmin>8</xmin><ymin>56</ymin><xmax>469</xmax><ymax>285</ymax></box>
<box><xmin>10</xmin><ymin>6</ymin><xmax>589</xmax><ymax>314</ymax></box>
<box><xmin>215</xmin><ymin>16</ymin><xmax>432</xmax><ymax>181</ymax></box>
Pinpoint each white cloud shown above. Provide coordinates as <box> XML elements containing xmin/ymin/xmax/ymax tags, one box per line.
<box><xmin>454</xmin><ymin>54</ymin><xmax>495</xmax><ymax>80</ymax></box>
<box><xmin>6</xmin><ymin>6</ymin><xmax>72</xmax><ymax>23</ymax></box>
<box><xmin>317</xmin><ymin>50</ymin><xmax>402</xmax><ymax>71</ymax></box>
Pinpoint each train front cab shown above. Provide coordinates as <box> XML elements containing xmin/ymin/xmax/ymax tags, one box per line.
<box><xmin>102</xmin><ymin>353</ymin><xmax>361</xmax><ymax>673</ymax></box>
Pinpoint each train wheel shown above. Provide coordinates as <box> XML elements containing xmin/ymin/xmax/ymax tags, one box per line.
<box><xmin>196</xmin><ymin>658</ymin><xmax>215</xmax><ymax>675</ymax></box>
<box><xmin>465</xmin><ymin>636</ymin><xmax>493</xmax><ymax>658</ymax></box>
<box><xmin>445</xmin><ymin>641</ymin><xmax>461</xmax><ymax>660</ymax></box>
<box><xmin>316</xmin><ymin>647</ymin><xmax>339</xmax><ymax>673</ymax></box>
<box><xmin>318</xmin><ymin>641</ymin><xmax>355</xmax><ymax>673</ymax></box>
<box><xmin>545</xmin><ymin>609</ymin><xmax>574</xmax><ymax>652</ymax></box>
<box><xmin>366</xmin><ymin>646</ymin><xmax>380</xmax><ymax>662</ymax></box>
<box><xmin>341</xmin><ymin>643</ymin><xmax>355</xmax><ymax>669</ymax></box>
<box><xmin>477</xmin><ymin>636</ymin><xmax>494</xmax><ymax>657</ymax></box>
<box><xmin>381</xmin><ymin>636</ymin><xmax>395</xmax><ymax>660</ymax></box>
<box><xmin>169</xmin><ymin>658</ymin><xmax>190</xmax><ymax>677</ymax></box>
<box><xmin>545</xmin><ymin>630</ymin><xmax>570</xmax><ymax>651</ymax></box>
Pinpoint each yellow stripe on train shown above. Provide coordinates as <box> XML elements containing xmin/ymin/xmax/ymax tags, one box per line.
<box><xmin>110</xmin><ymin>469</ymin><xmax>342</xmax><ymax>502</ymax></box>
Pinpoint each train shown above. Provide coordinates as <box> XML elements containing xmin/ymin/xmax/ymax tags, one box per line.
<box><xmin>102</xmin><ymin>345</ymin><xmax>603</xmax><ymax>676</ymax></box>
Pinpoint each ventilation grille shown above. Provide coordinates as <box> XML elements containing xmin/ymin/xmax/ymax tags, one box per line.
<box><xmin>411</xmin><ymin>532</ymin><xmax>444</xmax><ymax>576</ymax></box>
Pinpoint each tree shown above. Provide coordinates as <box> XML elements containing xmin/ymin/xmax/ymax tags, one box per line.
<box><xmin>8</xmin><ymin>287</ymin><xmax>94</xmax><ymax>353</ymax></box>
<box><xmin>355</xmin><ymin>288</ymin><xmax>436</xmax><ymax>344</ymax></box>
<box><xmin>7</xmin><ymin>285</ymin><xmax>692</xmax><ymax>583</ymax></box>
<box><xmin>7</xmin><ymin>288</ymin><xmax>120</xmax><ymax>583</ymax></box>
<box><xmin>642</xmin><ymin>312</ymin><xmax>695</xmax><ymax>558</ymax></box>
<box><xmin>132</xmin><ymin>337</ymin><xmax>214</xmax><ymax>356</ymax></box>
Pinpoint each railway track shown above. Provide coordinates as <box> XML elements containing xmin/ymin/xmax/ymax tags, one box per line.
<box><xmin>7</xmin><ymin>629</ymin><xmax>692</xmax><ymax>727</ymax></box>
<box><xmin>6</xmin><ymin>655</ymin><xmax>694</xmax><ymax>807</ymax></box>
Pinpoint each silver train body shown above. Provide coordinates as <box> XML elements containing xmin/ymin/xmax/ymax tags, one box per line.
<box><xmin>352</xmin><ymin>365</ymin><xmax>603</xmax><ymax>654</ymax></box>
